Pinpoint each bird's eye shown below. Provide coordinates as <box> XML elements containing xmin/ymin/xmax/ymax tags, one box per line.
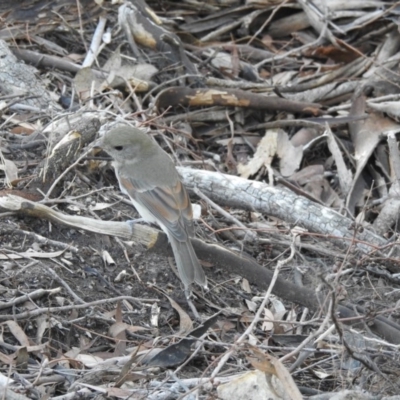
<box><xmin>114</xmin><ymin>146</ymin><xmax>123</xmax><ymax>151</ymax></box>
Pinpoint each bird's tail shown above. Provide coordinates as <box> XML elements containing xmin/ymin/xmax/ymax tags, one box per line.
<box><xmin>169</xmin><ymin>236</ymin><xmax>207</xmax><ymax>289</ymax></box>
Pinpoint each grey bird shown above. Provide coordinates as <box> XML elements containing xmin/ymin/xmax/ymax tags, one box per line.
<box><xmin>96</xmin><ymin>126</ymin><xmax>207</xmax><ymax>289</ymax></box>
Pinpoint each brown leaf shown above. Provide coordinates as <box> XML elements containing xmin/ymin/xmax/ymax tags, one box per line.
<box><xmin>247</xmin><ymin>346</ymin><xmax>303</xmax><ymax>400</ymax></box>
<box><xmin>166</xmin><ymin>295</ymin><xmax>193</xmax><ymax>336</ymax></box>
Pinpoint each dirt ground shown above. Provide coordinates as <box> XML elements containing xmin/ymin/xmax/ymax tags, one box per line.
<box><xmin>1</xmin><ymin>1</ymin><xmax>400</xmax><ymax>399</ymax></box>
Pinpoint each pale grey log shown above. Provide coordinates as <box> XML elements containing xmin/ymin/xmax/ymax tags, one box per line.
<box><xmin>178</xmin><ymin>167</ymin><xmax>390</xmax><ymax>256</ymax></box>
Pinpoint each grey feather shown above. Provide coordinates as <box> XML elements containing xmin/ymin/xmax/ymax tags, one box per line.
<box><xmin>169</xmin><ymin>235</ymin><xmax>207</xmax><ymax>289</ymax></box>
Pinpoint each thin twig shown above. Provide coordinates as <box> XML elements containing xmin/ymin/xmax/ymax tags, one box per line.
<box><xmin>43</xmin><ymin>145</ymin><xmax>94</xmax><ymax>201</ymax></box>
<box><xmin>210</xmin><ymin>237</ymin><xmax>296</xmax><ymax>378</ymax></box>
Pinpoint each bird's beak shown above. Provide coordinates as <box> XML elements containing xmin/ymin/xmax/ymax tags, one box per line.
<box><xmin>92</xmin><ymin>137</ymin><xmax>103</xmax><ymax>149</ymax></box>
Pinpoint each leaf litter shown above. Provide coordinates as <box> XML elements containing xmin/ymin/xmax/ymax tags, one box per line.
<box><xmin>0</xmin><ymin>0</ymin><xmax>400</xmax><ymax>398</ymax></box>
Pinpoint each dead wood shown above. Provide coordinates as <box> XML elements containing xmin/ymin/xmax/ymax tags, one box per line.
<box><xmin>156</xmin><ymin>87</ymin><xmax>322</xmax><ymax>115</ymax></box>
<box><xmin>178</xmin><ymin>168</ymin><xmax>400</xmax><ymax>268</ymax></box>
<box><xmin>0</xmin><ymin>40</ymin><xmax>60</xmax><ymax>110</ymax></box>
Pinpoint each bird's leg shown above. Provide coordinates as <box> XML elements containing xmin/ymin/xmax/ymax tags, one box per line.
<box><xmin>185</xmin><ymin>288</ymin><xmax>200</xmax><ymax>320</ymax></box>
<box><xmin>127</xmin><ymin>218</ymin><xmax>145</xmax><ymax>224</ymax></box>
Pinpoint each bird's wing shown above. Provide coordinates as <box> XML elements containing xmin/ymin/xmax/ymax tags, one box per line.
<box><xmin>118</xmin><ymin>176</ymin><xmax>193</xmax><ymax>241</ymax></box>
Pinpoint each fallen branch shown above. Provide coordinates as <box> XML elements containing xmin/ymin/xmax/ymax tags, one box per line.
<box><xmin>156</xmin><ymin>87</ymin><xmax>322</xmax><ymax>115</ymax></box>
<box><xmin>178</xmin><ymin>167</ymin><xmax>400</xmax><ymax>270</ymax></box>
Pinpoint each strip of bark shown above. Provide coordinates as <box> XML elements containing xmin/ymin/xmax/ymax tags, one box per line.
<box><xmin>156</xmin><ymin>87</ymin><xmax>322</xmax><ymax>115</ymax></box>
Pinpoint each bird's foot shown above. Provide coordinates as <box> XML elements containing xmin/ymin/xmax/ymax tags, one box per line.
<box><xmin>127</xmin><ymin>218</ymin><xmax>145</xmax><ymax>224</ymax></box>
<box><xmin>185</xmin><ymin>288</ymin><xmax>200</xmax><ymax>320</ymax></box>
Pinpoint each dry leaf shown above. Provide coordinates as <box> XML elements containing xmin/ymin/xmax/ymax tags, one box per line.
<box><xmin>261</xmin><ymin>308</ymin><xmax>274</xmax><ymax>332</ymax></box>
<box><xmin>0</xmin><ymin>351</ymin><xmax>14</xmax><ymax>366</ymax></box>
<box><xmin>74</xmin><ymin>67</ymin><xmax>100</xmax><ymax>100</ymax></box>
<box><xmin>218</xmin><ymin>370</ymin><xmax>282</xmax><ymax>400</ymax></box>
<box><xmin>89</xmin><ymin>202</ymin><xmax>117</xmax><ymax>211</ymax></box>
<box><xmin>110</xmin><ymin>303</ymin><xmax>127</xmax><ymax>356</ymax></box>
<box><xmin>166</xmin><ymin>295</ymin><xmax>193</xmax><ymax>335</ymax></box>
<box><xmin>290</xmin><ymin>164</ymin><xmax>324</xmax><ymax>185</ymax></box>
<box><xmin>304</xmin><ymin>179</ymin><xmax>341</xmax><ymax>206</ymax></box>
<box><xmin>270</xmin><ymin>297</ymin><xmax>286</xmax><ymax>320</ymax></box>
<box><xmin>325</xmin><ymin>125</ymin><xmax>352</xmax><ymax>195</ymax></box>
<box><xmin>245</xmin><ymin>299</ymin><xmax>258</xmax><ymax>312</ymax></box>
<box><xmin>348</xmin><ymin>107</ymin><xmax>400</xmax><ymax>213</ymax></box>
<box><xmin>247</xmin><ymin>346</ymin><xmax>303</xmax><ymax>400</ymax></box>
<box><xmin>276</xmin><ymin>130</ymin><xmax>303</xmax><ymax>177</ymax></box>
<box><xmin>0</xmin><ymin>249</ymin><xmax>66</xmax><ymax>260</ymax></box>
<box><xmin>75</xmin><ymin>354</ymin><xmax>104</xmax><ymax>367</ymax></box>
<box><xmin>290</xmin><ymin>127</ymin><xmax>320</xmax><ymax>147</ymax></box>
<box><xmin>242</xmin><ymin>278</ymin><xmax>251</xmax><ymax>293</ymax></box>
<box><xmin>238</xmin><ymin>129</ymin><xmax>302</xmax><ymax>178</ymax></box>
<box><xmin>6</xmin><ymin>321</ymin><xmax>30</xmax><ymax>347</ymax></box>
<box><xmin>368</xmin><ymin>100</ymin><xmax>400</xmax><ymax>121</ymax></box>
<box><xmin>0</xmin><ymin>158</ymin><xmax>18</xmax><ymax>186</ymax></box>
<box><xmin>238</xmin><ymin>130</ymin><xmax>278</xmax><ymax>178</ymax></box>
<box><xmin>15</xmin><ymin>347</ymin><xmax>29</xmax><ymax>368</ymax></box>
